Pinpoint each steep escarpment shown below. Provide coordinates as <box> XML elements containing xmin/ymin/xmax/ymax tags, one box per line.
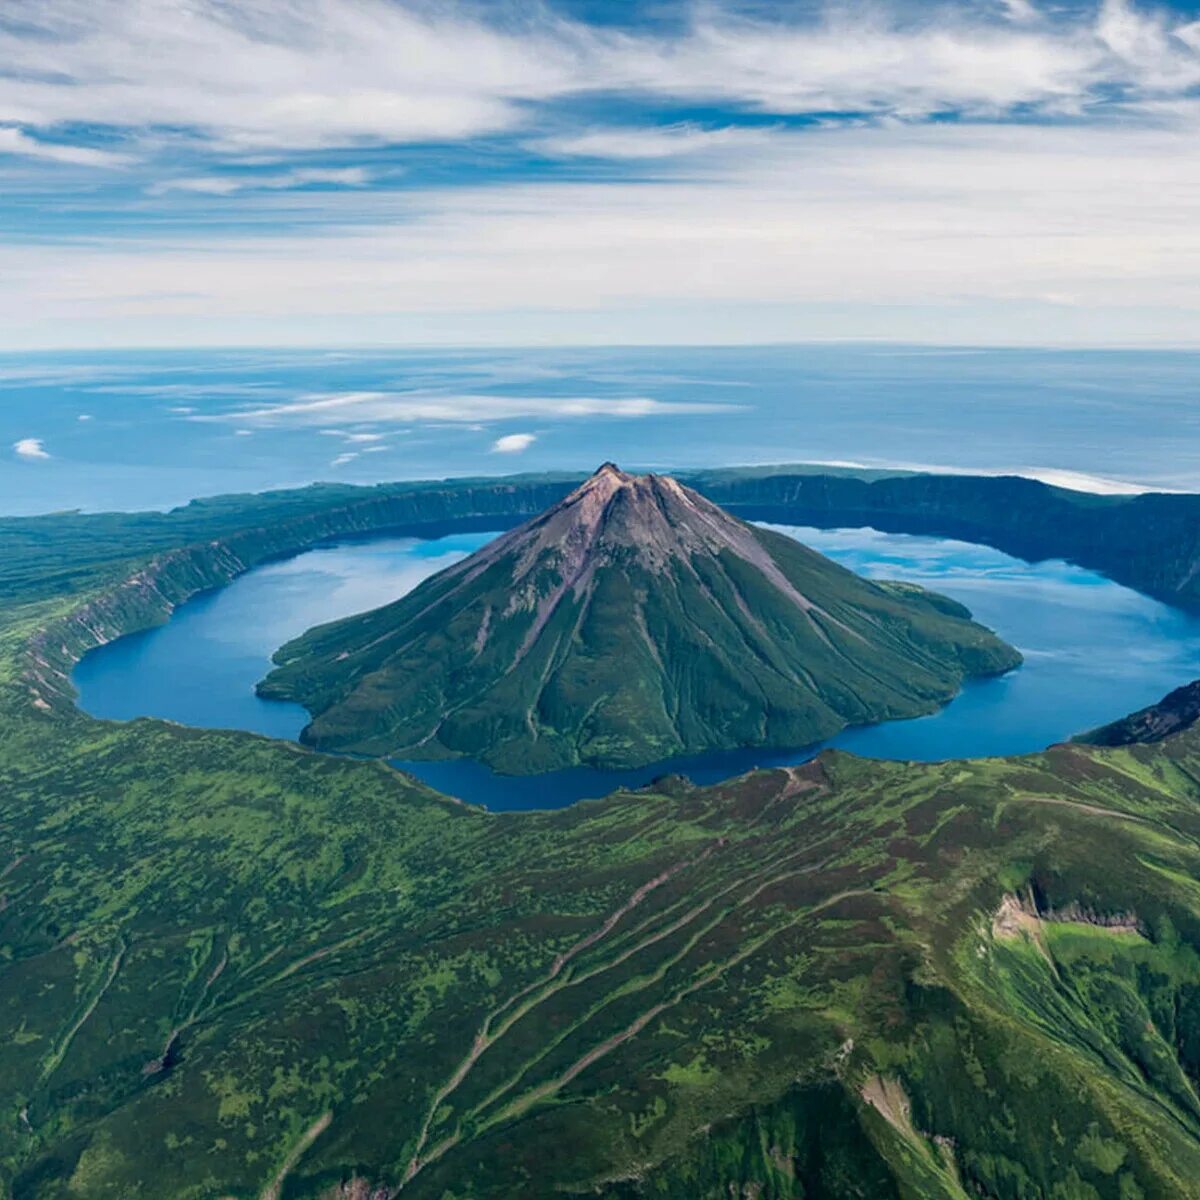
<box><xmin>23</xmin><ymin>541</ymin><xmax>255</xmax><ymax>714</ymax></box>
<box><xmin>1079</xmin><ymin>679</ymin><xmax>1200</xmax><ymax>747</ymax></box>
<box><xmin>260</xmin><ymin>465</ymin><xmax>1019</xmax><ymax>772</ymax></box>
<box><xmin>10</xmin><ymin>463</ymin><xmax>1199</xmax><ymax>622</ymax></box>
<box><xmin>18</xmin><ymin>480</ymin><xmax>568</xmax><ymax>711</ymax></box>
<box><xmin>690</xmin><ymin>468</ymin><xmax>1200</xmax><ymax>613</ymax></box>
<box><xmin>16</xmin><ymin>464</ymin><xmax>1199</xmax><ymax>725</ymax></box>
<box><xmin>3</xmin><ymin>478</ymin><xmax>571</xmax><ymax>605</ymax></box>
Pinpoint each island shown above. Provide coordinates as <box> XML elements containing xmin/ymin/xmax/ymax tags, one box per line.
<box><xmin>259</xmin><ymin>464</ymin><xmax>1019</xmax><ymax>772</ymax></box>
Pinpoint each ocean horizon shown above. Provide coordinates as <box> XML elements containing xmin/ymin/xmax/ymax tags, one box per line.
<box><xmin>2</xmin><ymin>342</ymin><xmax>1197</xmax><ymax>516</ymax></box>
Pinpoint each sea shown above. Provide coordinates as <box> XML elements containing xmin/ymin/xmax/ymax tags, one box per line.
<box><xmin>1</xmin><ymin>344</ymin><xmax>1198</xmax><ymax>517</ymax></box>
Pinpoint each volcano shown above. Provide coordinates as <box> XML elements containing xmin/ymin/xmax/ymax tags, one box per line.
<box><xmin>259</xmin><ymin>464</ymin><xmax>1020</xmax><ymax>773</ymax></box>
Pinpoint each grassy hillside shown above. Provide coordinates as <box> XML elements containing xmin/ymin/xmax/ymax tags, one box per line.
<box><xmin>7</xmin><ymin>686</ymin><xmax>1200</xmax><ymax>1198</ymax></box>
<box><xmin>3</xmin><ymin>476</ymin><xmax>1200</xmax><ymax>1197</ymax></box>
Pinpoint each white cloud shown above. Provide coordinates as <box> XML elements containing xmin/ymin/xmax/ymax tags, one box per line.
<box><xmin>214</xmin><ymin>392</ymin><xmax>738</xmax><ymax>427</ymax></box>
<box><xmin>0</xmin><ymin>126</ymin><xmax>129</xmax><ymax>167</ymax></box>
<box><xmin>767</xmin><ymin>460</ymin><xmax>1169</xmax><ymax>494</ymax></box>
<box><xmin>7</xmin><ymin>117</ymin><xmax>1200</xmax><ymax>347</ymax></box>
<box><xmin>611</xmin><ymin>17</ymin><xmax>1099</xmax><ymax>119</ymax></box>
<box><xmin>77</xmin><ymin>413</ymin><xmax>92</xmax><ymax>421</ymax></box>
<box><xmin>1178</xmin><ymin>21</ymin><xmax>1200</xmax><ymax>53</ymax></box>
<box><xmin>2</xmin><ymin>0</ymin><xmax>1200</xmax><ymax>162</ymax></box>
<box><xmin>999</xmin><ymin>0</ymin><xmax>1040</xmax><ymax>23</ymax></box>
<box><xmin>2</xmin><ymin>3</ymin><xmax>1200</xmax><ymax>347</ymax></box>
<box><xmin>1014</xmin><ymin>467</ymin><xmax>1160</xmax><ymax>494</ymax></box>
<box><xmin>534</xmin><ymin>124</ymin><xmax>773</xmax><ymax>160</ymax></box>
<box><xmin>491</xmin><ymin>432</ymin><xmax>536</xmax><ymax>454</ymax></box>
<box><xmin>0</xmin><ymin>0</ymin><xmax>573</xmax><ymax>152</ymax></box>
<box><xmin>13</xmin><ymin>437</ymin><xmax>50</xmax><ymax>460</ymax></box>
<box><xmin>319</xmin><ymin>428</ymin><xmax>385</xmax><ymax>442</ymax></box>
<box><xmin>150</xmin><ymin>167</ymin><xmax>370</xmax><ymax>196</ymax></box>
<box><xmin>1095</xmin><ymin>0</ymin><xmax>1198</xmax><ymax>90</ymax></box>
<box><xmin>330</xmin><ymin>451</ymin><xmax>358</xmax><ymax>467</ymax></box>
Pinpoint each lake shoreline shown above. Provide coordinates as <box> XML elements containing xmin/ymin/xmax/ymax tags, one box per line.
<box><xmin>73</xmin><ymin>523</ymin><xmax>1200</xmax><ymax>811</ymax></box>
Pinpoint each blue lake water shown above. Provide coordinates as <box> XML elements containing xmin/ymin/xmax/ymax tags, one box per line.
<box><xmin>3</xmin><ymin>344</ymin><xmax>1200</xmax><ymax>516</ymax></box>
<box><xmin>73</xmin><ymin>525</ymin><xmax>1200</xmax><ymax>811</ymax></box>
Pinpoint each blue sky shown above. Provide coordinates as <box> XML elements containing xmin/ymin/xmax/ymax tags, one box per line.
<box><xmin>2</xmin><ymin>0</ymin><xmax>1200</xmax><ymax>348</ymax></box>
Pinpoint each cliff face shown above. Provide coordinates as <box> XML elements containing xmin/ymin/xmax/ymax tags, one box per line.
<box><xmin>1</xmin><ymin>478</ymin><xmax>574</xmax><ymax>606</ymax></box>
<box><xmin>24</xmin><ymin>542</ymin><xmax>254</xmax><ymax>714</ymax></box>
<box><xmin>258</xmin><ymin>466</ymin><xmax>1018</xmax><ymax>773</ymax></box>
<box><xmin>19</xmin><ymin>481</ymin><xmax>570</xmax><ymax>710</ymax></box>
<box><xmin>690</xmin><ymin>470</ymin><xmax>1200</xmax><ymax>614</ymax></box>
<box><xmin>1080</xmin><ymin>680</ymin><xmax>1200</xmax><ymax>747</ymax></box>
<box><xmin>16</xmin><ymin>465</ymin><xmax>1200</xmax><ymax>719</ymax></box>
<box><xmin>10</xmin><ymin>465</ymin><xmax>1200</xmax><ymax>613</ymax></box>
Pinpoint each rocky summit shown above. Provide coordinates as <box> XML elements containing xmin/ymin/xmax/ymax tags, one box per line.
<box><xmin>259</xmin><ymin>464</ymin><xmax>1020</xmax><ymax>772</ymax></box>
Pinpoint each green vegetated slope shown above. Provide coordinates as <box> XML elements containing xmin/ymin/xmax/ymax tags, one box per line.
<box><xmin>6</xmin><ymin>472</ymin><xmax>1200</xmax><ymax>1197</ymax></box>
<box><xmin>259</xmin><ymin>465</ymin><xmax>1018</xmax><ymax>772</ymax></box>
<box><xmin>8</xmin><ymin>691</ymin><xmax>1200</xmax><ymax>1199</ymax></box>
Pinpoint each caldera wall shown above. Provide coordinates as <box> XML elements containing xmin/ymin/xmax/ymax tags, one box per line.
<box><xmin>17</xmin><ymin>467</ymin><xmax>1200</xmax><ymax>716</ymax></box>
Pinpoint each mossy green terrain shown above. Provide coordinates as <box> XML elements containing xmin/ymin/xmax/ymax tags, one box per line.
<box><xmin>259</xmin><ymin>466</ymin><xmax>1018</xmax><ymax>772</ymax></box>
<box><xmin>9</xmin><ymin>692</ymin><xmax>1200</xmax><ymax>1198</ymax></box>
<box><xmin>3</xmin><ymin>472</ymin><xmax>1200</xmax><ymax>1197</ymax></box>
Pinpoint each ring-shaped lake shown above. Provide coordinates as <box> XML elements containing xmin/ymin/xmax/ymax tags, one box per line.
<box><xmin>73</xmin><ymin>525</ymin><xmax>1200</xmax><ymax>811</ymax></box>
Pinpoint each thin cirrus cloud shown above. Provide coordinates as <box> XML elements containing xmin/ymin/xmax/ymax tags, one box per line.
<box><xmin>210</xmin><ymin>393</ymin><xmax>741</xmax><ymax>427</ymax></box>
<box><xmin>1</xmin><ymin>1</ymin><xmax>1200</xmax><ymax>347</ymax></box>
<box><xmin>0</xmin><ymin>0</ymin><xmax>571</xmax><ymax>152</ymax></box>
<box><xmin>13</xmin><ymin>437</ymin><xmax>50</xmax><ymax>460</ymax></box>
<box><xmin>318</xmin><ymin>429</ymin><xmax>387</xmax><ymax>443</ymax></box>
<box><xmin>12</xmin><ymin>117</ymin><xmax>1200</xmax><ymax>335</ymax></box>
<box><xmin>2</xmin><ymin>0</ymin><xmax>1199</xmax><ymax>159</ymax></box>
<box><xmin>0</xmin><ymin>126</ymin><xmax>129</xmax><ymax>168</ymax></box>
<box><xmin>149</xmin><ymin>168</ymin><xmax>371</xmax><ymax>196</ymax></box>
<box><xmin>532</xmin><ymin>124</ymin><xmax>777</xmax><ymax>160</ymax></box>
<box><xmin>999</xmin><ymin>0</ymin><xmax>1041</xmax><ymax>22</ymax></box>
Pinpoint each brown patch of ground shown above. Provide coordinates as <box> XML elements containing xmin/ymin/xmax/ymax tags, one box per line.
<box><xmin>861</xmin><ymin>1075</ymin><xmax>917</xmax><ymax>1141</ymax></box>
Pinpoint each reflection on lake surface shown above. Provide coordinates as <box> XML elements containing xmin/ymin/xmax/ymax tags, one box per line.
<box><xmin>74</xmin><ymin>525</ymin><xmax>1200</xmax><ymax>811</ymax></box>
